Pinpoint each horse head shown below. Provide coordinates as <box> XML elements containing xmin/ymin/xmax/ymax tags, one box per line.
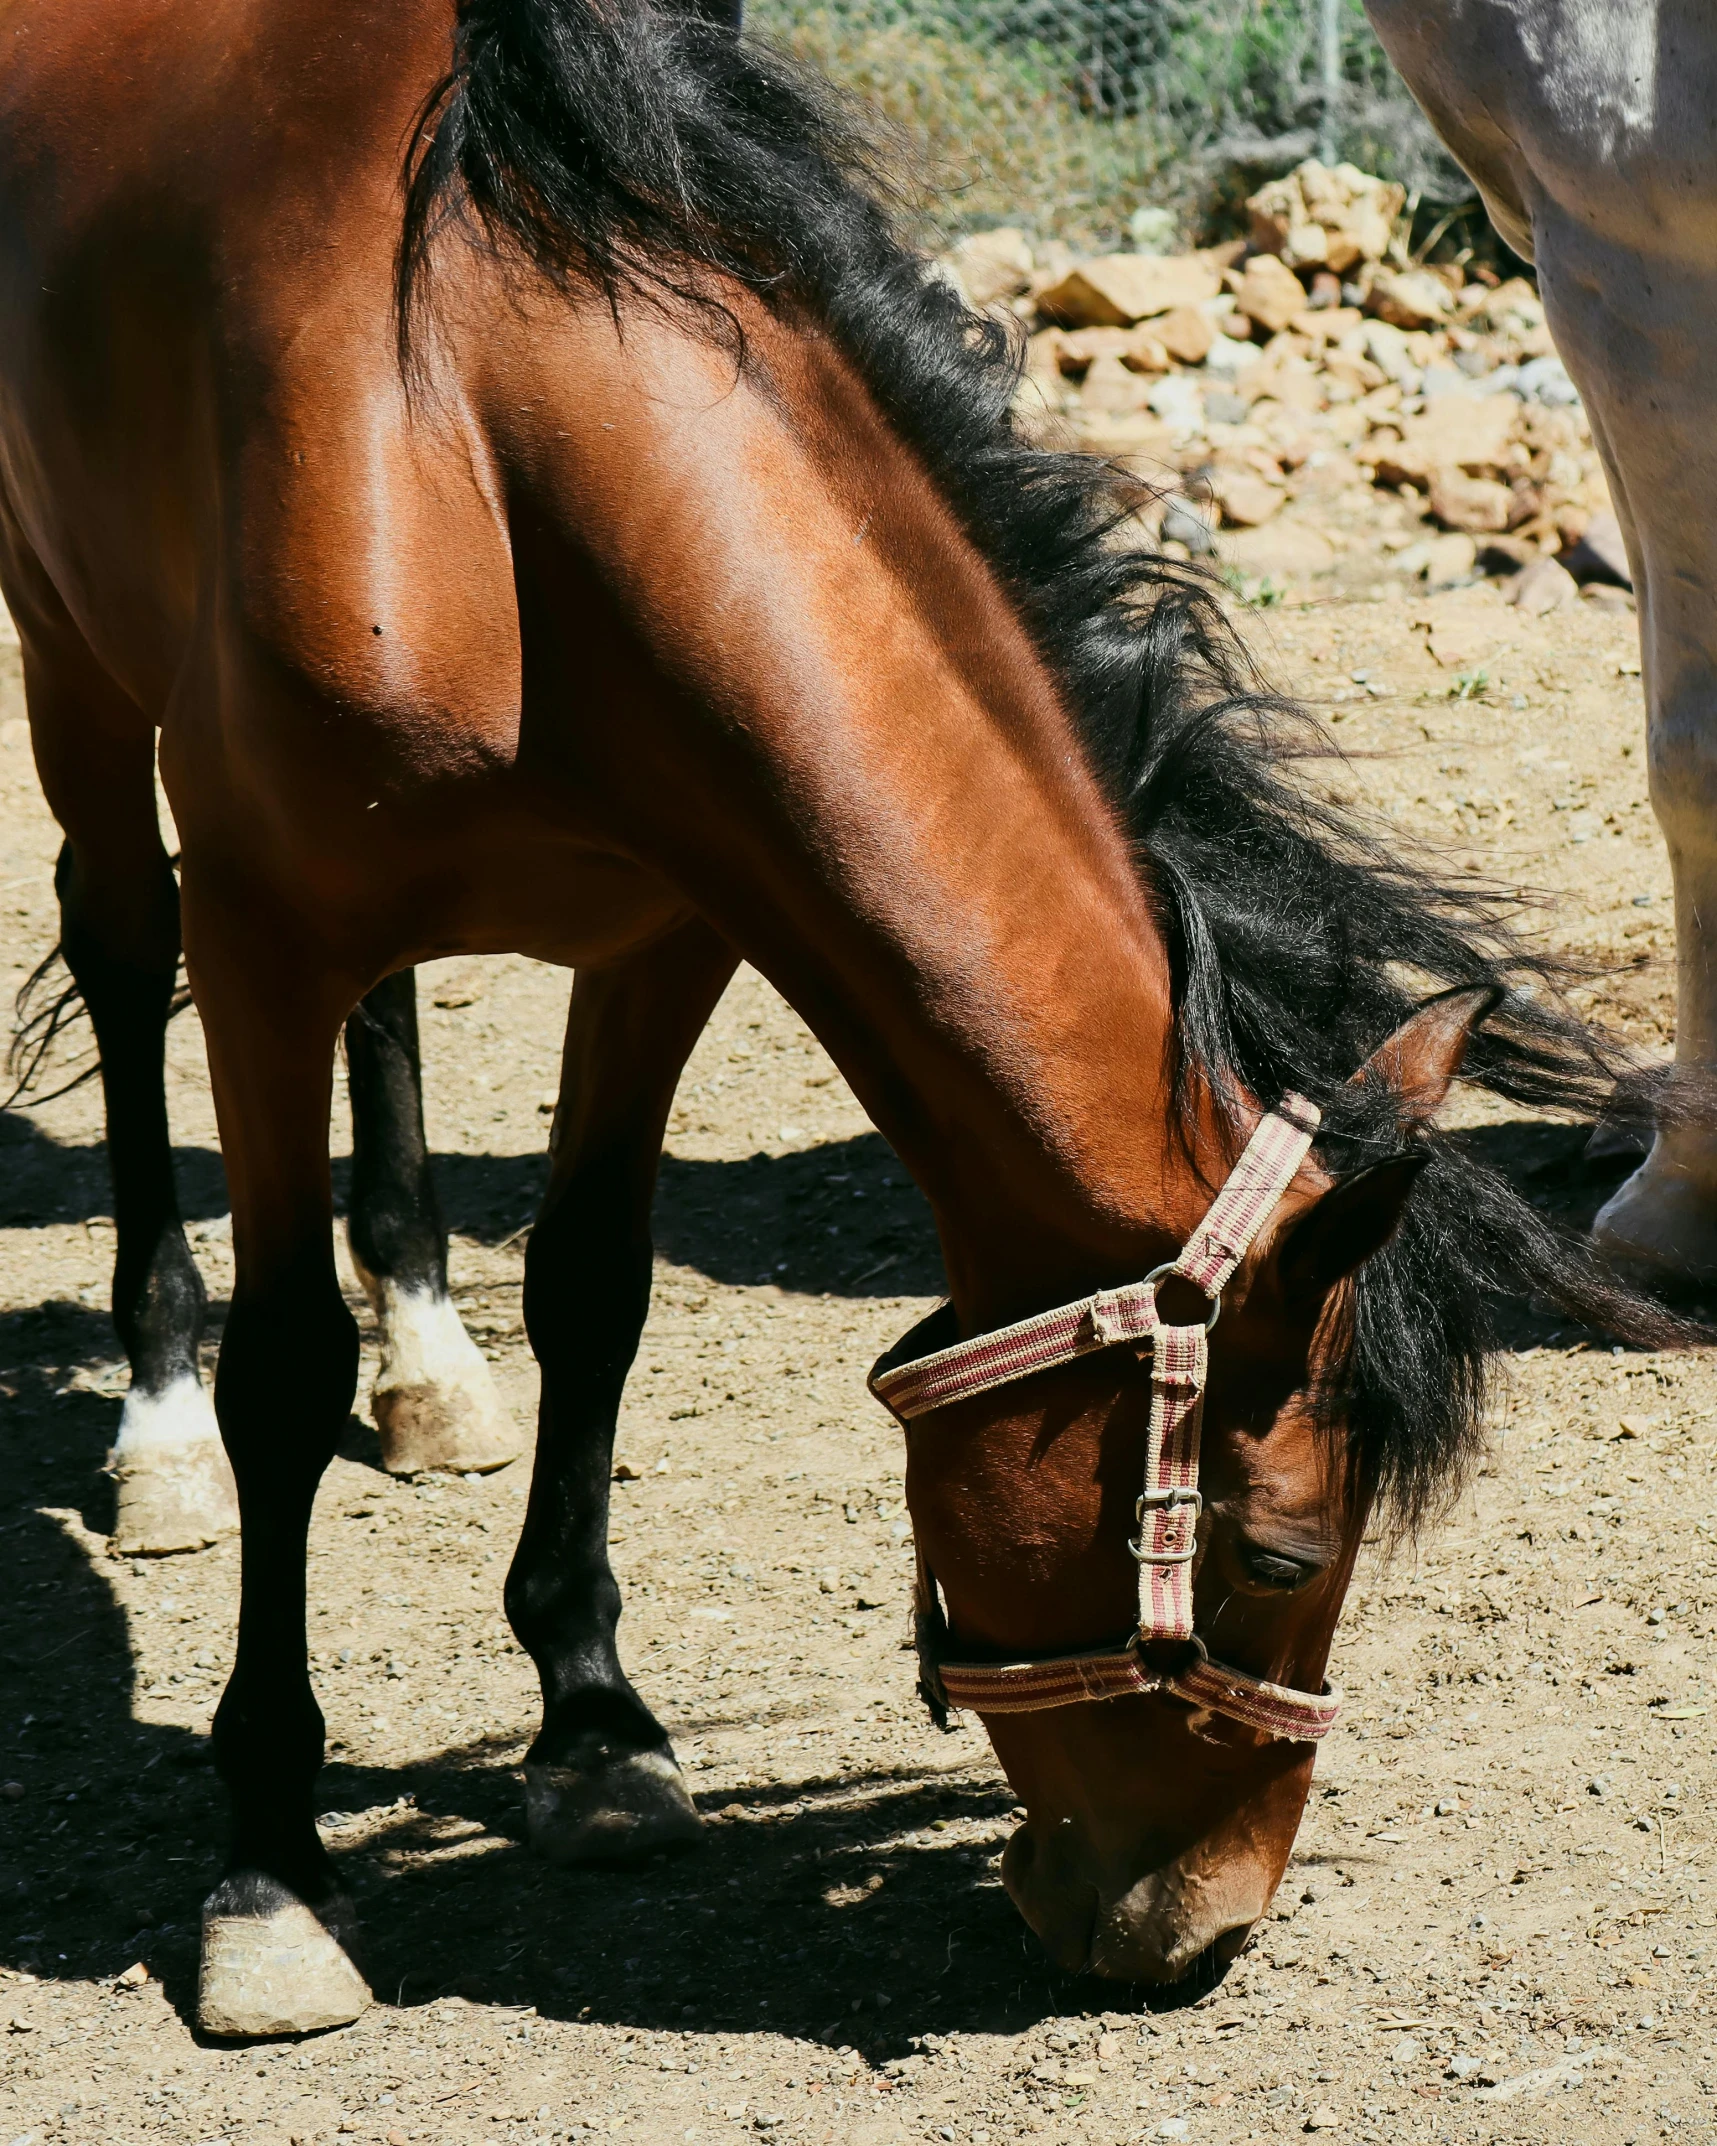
<box><xmin>890</xmin><ymin>988</ymin><xmax>1493</xmax><ymax>1988</ymax></box>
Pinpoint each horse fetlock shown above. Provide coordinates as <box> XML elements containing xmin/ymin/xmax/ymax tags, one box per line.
<box><xmin>198</xmin><ymin>1873</ymin><xmax>369</xmax><ymax>2038</ymax></box>
<box><xmin>108</xmin><ymin>1375</ymin><xmax>238</xmax><ymax>1554</ymax></box>
<box><xmin>525</xmin><ymin>1746</ymin><xmax>702</xmax><ymax>1866</ymax></box>
<box><xmin>367</xmin><ymin>1280</ymin><xmax>520</xmax><ymax>1475</ymax></box>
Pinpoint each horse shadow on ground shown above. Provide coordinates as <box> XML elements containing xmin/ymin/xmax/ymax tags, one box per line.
<box><xmin>0</xmin><ymin>1109</ymin><xmax>1684</xmax><ymax>2052</ymax></box>
<box><xmin>9</xmin><ymin>1104</ymin><xmax>1649</xmax><ymax>1321</ymax></box>
<box><xmin>0</xmin><ymin>1106</ymin><xmax>943</xmax><ymax>1299</ymax></box>
<box><xmin>0</xmin><ymin>1378</ymin><xmax>1171</xmax><ymax>2050</ymax></box>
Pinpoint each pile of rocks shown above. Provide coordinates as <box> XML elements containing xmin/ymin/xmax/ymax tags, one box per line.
<box><xmin>936</xmin><ymin>160</ymin><xmax>1628</xmax><ymax>608</ymax></box>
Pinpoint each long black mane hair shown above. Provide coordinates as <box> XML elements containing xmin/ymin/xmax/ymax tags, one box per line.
<box><xmin>397</xmin><ymin>0</ymin><xmax>1688</xmax><ymax>1529</ymax></box>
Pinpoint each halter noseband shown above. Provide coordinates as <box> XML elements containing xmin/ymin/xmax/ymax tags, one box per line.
<box><xmin>868</xmin><ymin>1097</ymin><xmax>1341</xmax><ymax>1744</ymax></box>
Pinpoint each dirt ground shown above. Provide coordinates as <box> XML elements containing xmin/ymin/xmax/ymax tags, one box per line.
<box><xmin>3</xmin><ymin>475</ymin><xmax>1716</xmax><ymax>2146</ymax></box>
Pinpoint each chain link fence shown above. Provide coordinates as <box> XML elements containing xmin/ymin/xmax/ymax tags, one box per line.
<box><xmin>747</xmin><ymin>0</ymin><xmax>1469</xmax><ymax>251</ymax></box>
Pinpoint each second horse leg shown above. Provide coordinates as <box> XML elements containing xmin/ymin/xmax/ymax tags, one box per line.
<box><xmin>344</xmin><ymin>969</ymin><xmax>520</xmax><ymax>1474</ymax></box>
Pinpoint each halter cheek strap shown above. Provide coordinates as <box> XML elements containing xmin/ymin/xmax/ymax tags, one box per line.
<box><xmin>869</xmin><ymin>1096</ymin><xmax>1342</xmax><ymax>1744</ymax></box>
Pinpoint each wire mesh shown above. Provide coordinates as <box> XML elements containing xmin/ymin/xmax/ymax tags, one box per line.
<box><xmin>746</xmin><ymin>0</ymin><xmax>1466</xmax><ymax>250</ymax></box>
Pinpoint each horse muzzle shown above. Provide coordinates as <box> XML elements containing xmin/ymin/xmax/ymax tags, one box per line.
<box><xmin>1000</xmin><ymin>1817</ymin><xmax>1268</xmax><ymax>1986</ymax></box>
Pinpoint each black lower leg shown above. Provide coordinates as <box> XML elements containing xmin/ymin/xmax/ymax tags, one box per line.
<box><xmin>344</xmin><ymin>969</ymin><xmax>446</xmax><ymax>1298</ymax></box>
<box><xmin>56</xmin><ymin>841</ymin><xmax>204</xmax><ymax>1393</ymax></box>
<box><xmin>210</xmin><ymin>1259</ymin><xmax>359</xmax><ymax>1901</ymax></box>
<box><xmin>510</xmin><ymin>1165</ymin><xmax>663</xmax><ymax>1771</ymax></box>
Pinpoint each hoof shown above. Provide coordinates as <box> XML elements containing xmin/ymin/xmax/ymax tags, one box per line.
<box><xmin>360</xmin><ymin>1275</ymin><xmax>521</xmax><ymax>1475</ymax></box>
<box><xmin>198</xmin><ymin>1876</ymin><xmax>369</xmax><ymax>2038</ymax></box>
<box><xmin>108</xmin><ymin>1377</ymin><xmax>238</xmax><ymax>1555</ymax></box>
<box><xmin>525</xmin><ymin>1748</ymin><xmax>703</xmax><ymax>1866</ymax></box>
<box><xmin>1585</xmin><ymin>1118</ymin><xmax>1650</xmax><ymax>1165</ymax></box>
<box><xmin>1592</xmin><ymin>1155</ymin><xmax>1717</xmax><ymax>1287</ymax></box>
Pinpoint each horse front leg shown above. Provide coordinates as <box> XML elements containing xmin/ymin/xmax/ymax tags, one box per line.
<box><xmin>512</xmin><ymin>916</ymin><xmax>738</xmax><ymax>1863</ymax></box>
<box><xmin>344</xmin><ymin>968</ymin><xmax>520</xmax><ymax>1474</ymax></box>
<box><xmin>189</xmin><ymin>923</ymin><xmax>370</xmax><ymax>2037</ymax></box>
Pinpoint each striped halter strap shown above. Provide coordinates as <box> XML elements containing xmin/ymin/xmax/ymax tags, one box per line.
<box><xmin>868</xmin><ymin>1096</ymin><xmax>1341</xmax><ymax>1744</ymax></box>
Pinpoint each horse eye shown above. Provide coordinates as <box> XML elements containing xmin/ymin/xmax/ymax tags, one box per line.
<box><xmin>1246</xmin><ymin>1550</ymin><xmax>1311</xmax><ymax>1590</ymax></box>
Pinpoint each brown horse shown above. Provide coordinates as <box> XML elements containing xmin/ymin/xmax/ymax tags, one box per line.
<box><xmin>0</xmin><ymin>0</ymin><xmax>1669</xmax><ymax>2034</ymax></box>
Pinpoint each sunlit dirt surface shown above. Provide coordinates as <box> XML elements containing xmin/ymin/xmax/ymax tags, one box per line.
<box><xmin>2</xmin><ymin>537</ymin><xmax>1714</xmax><ymax>2144</ymax></box>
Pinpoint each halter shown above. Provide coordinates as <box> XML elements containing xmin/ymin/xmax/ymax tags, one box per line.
<box><xmin>868</xmin><ymin>1096</ymin><xmax>1341</xmax><ymax>1743</ymax></box>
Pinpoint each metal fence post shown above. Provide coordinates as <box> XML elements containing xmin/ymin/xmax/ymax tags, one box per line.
<box><xmin>1318</xmin><ymin>0</ymin><xmax>1342</xmax><ymax>163</ymax></box>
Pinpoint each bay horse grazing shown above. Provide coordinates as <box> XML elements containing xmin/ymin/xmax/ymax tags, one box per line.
<box><xmin>1364</xmin><ymin>2</ymin><xmax>1717</xmax><ymax>1287</ymax></box>
<box><xmin>0</xmin><ymin>0</ymin><xmax>1673</xmax><ymax>2034</ymax></box>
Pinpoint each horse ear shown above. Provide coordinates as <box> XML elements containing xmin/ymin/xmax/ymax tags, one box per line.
<box><xmin>1357</xmin><ymin>983</ymin><xmax>1502</xmax><ymax>1127</ymax></box>
<box><xmin>1278</xmin><ymin>1152</ymin><xmax>1429</xmax><ymax>1304</ymax></box>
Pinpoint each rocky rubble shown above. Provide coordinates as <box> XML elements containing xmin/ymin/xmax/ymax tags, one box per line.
<box><xmin>937</xmin><ymin>158</ymin><xmax>1628</xmax><ymax>605</ymax></box>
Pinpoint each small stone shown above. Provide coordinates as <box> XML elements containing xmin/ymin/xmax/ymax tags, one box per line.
<box><xmin>611</xmin><ymin>1460</ymin><xmax>642</xmax><ymax>1482</ymax></box>
<box><xmin>1158</xmin><ymin>2123</ymin><xmax>1190</xmax><ymax>2142</ymax></box>
<box><xmin>1155</xmin><ymin>304</ymin><xmax>1214</xmax><ymax>365</ymax></box>
<box><xmin>1214</xmin><ymin>471</ymin><xmax>1285</xmax><ymax>528</ymax></box>
<box><xmin>0</xmin><ymin>1782</ymin><xmax>23</xmax><ymax>1802</ymax></box>
<box><xmin>1564</xmin><ymin>509</ymin><xmax>1632</xmax><ymax>587</ymax></box>
<box><xmin>1423</xmin><ymin>532</ymin><xmax>1478</xmax><ymax>588</ymax></box>
<box><xmin>1135</xmin><ymin>376</ymin><xmax>1200</xmax><ymax>441</ymax></box>
<box><xmin>938</xmin><ymin>227</ymin><xmax>1033</xmax><ymax>309</ymax></box>
<box><xmin>1365</xmin><ymin>394</ymin><xmax>1519</xmax><ymax>487</ymax></box>
<box><xmin>1037</xmin><ymin>254</ymin><xmax>1220</xmax><ymax>329</ymax></box>
<box><xmin>1447</xmin><ymin>2053</ymin><xmax>1482</xmax><ymax>2079</ymax></box>
<box><xmin>1589</xmin><ymin>1774</ymin><xmax>1611</xmax><ymax>1797</ymax></box>
<box><xmin>1507</xmin><ymin>555</ymin><xmax>1578</xmax><ymax>615</ymax></box>
<box><xmin>1582</xmin><ymin>582</ymin><xmax>1636</xmax><ymax>613</ymax></box>
<box><xmin>537</xmin><ymin>1093</ymin><xmax>558</xmax><ymax>1113</ymax></box>
<box><xmin>1222</xmin><ymin>522</ymin><xmax>1336</xmax><ymax>580</ymax></box>
<box><xmin>114</xmin><ymin>1961</ymin><xmax>149</xmax><ymax>1988</ymax></box>
<box><xmin>1080</xmin><ymin>352</ymin><xmax>1153</xmax><ymax>415</ymax></box>
<box><xmin>1161</xmin><ymin>496</ymin><xmax>1218</xmax><ymax>555</ymax></box>
<box><xmin>1305</xmin><ymin>2106</ymin><xmax>1341</xmax><ymax>2132</ymax></box>
<box><xmin>1129</xmin><ymin>206</ymin><xmax>1179</xmax><ymax>252</ymax></box>
<box><xmin>1369</xmin><ymin>268</ymin><xmax>1452</xmax><ymax>330</ymax></box>
<box><xmin>387</xmin><ymin>2132</ymin><xmax>410</xmax><ymax>2146</ymax></box>
<box><xmin>1616</xmin><ymin>1415</ymin><xmax>1654</xmax><ymax>1438</ymax></box>
<box><xmin>1478</xmin><ymin>533</ymin><xmax>1539</xmax><ymax>574</ymax></box>
<box><xmin>1428</xmin><ymin>469</ymin><xmax>1515</xmax><ymax>534</ymax></box>
<box><xmin>1203</xmin><ymin>389</ymin><xmax>1250</xmax><ymax>425</ymax></box>
<box><xmin>1233</xmin><ymin>252</ymin><xmax>1309</xmax><ymax>336</ymax></box>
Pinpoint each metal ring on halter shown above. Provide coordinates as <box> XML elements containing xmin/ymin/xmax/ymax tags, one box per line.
<box><xmin>1141</xmin><ymin>1261</ymin><xmax>1221</xmax><ymax>1333</ymax></box>
<box><xmin>1129</xmin><ymin>1485</ymin><xmax>1203</xmax><ymax>1564</ymax></box>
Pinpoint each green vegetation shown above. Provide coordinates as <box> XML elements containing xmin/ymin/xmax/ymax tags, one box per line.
<box><xmin>748</xmin><ymin>0</ymin><xmax>1468</xmax><ymax>249</ymax></box>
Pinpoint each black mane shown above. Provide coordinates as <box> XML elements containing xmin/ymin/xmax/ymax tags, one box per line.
<box><xmin>398</xmin><ymin>0</ymin><xmax>1685</xmax><ymax>1529</ymax></box>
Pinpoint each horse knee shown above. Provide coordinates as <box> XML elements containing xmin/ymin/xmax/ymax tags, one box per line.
<box><xmin>215</xmin><ymin>1266</ymin><xmax>359</xmax><ymax>1478</ymax></box>
<box><xmin>1647</xmin><ymin>680</ymin><xmax>1717</xmax><ymax>856</ymax></box>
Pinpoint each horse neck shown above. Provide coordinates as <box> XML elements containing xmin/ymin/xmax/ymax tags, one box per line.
<box><xmin>498</xmin><ymin>297</ymin><xmax>1218</xmax><ymax>1330</ymax></box>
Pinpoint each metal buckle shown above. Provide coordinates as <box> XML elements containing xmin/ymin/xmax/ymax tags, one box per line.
<box><xmin>1142</xmin><ymin>1262</ymin><xmax>1221</xmax><ymax>1333</ymax></box>
<box><xmin>1129</xmin><ymin>1486</ymin><xmax>1203</xmax><ymax>1564</ymax></box>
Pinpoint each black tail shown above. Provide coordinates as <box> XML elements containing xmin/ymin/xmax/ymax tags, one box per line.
<box><xmin>5</xmin><ymin>942</ymin><xmax>98</xmax><ymax>1109</ymax></box>
<box><xmin>7</xmin><ymin>922</ymin><xmax>192</xmax><ymax>1111</ymax></box>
